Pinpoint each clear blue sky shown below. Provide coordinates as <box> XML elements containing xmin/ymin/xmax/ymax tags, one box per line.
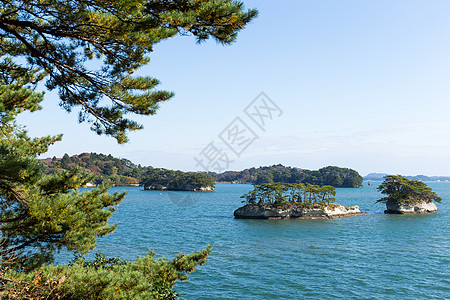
<box><xmin>18</xmin><ymin>0</ymin><xmax>450</xmax><ymax>176</ymax></box>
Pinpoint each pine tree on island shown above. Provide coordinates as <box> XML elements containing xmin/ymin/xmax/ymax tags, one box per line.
<box><xmin>235</xmin><ymin>183</ymin><xmax>367</xmax><ymax>219</ymax></box>
<box><xmin>377</xmin><ymin>175</ymin><xmax>441</xmax><ymax>214</ymax></box>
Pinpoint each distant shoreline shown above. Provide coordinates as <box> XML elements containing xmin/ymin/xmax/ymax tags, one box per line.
<box><xmin>85</xmin><ymin>183</ymin><xmax>141</xmax><ymax>188</ymax></box>
<box><xmin>364</xmin><ymin>173</ymin><xmax>450</xmax><ymax>182</ymax></box>
<box><xmin>364</xmin><ymin>179</ymin><xmax>449</xmax><ymax>182</ymax></box>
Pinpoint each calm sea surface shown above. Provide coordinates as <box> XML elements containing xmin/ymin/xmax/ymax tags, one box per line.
<box><xmin>58</xmin><ymin>182</ymin><xmax>450</xmax><ymax>299</ymax></box>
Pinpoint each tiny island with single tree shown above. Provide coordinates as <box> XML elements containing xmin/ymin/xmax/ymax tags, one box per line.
<box><xmin>234</xmin><ymin>183</ymin><xmax>367</xmax><ymax>219</ymax></box>
<box><xmin>377</xmin><ymin>175</ymin><xmax>441</xmax><ymax>214</ymax></box>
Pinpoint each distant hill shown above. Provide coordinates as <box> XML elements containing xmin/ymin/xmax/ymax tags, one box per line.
<box><xmin>40</xmin><ymin>153</ymin><xmax>147</xmax><ymax>186</ymax></box>
<box><xmin>364</xmin><ymin>173</ymin><xmax>450</xmax><ymax>182</ymax></box>
<box><xmin>406</xmin><ymin>175</ymin><xmax>450</xmax><ymax>181</ymax></box>
<box><xmin>210</xmin><ymin>164</ymin><xmax>363</xmax><ymax>188</ymax></box>
<box><xmin>41</xmin><ymin>154</ymin><xmax>363</xmax><ymax>188</ymax></box>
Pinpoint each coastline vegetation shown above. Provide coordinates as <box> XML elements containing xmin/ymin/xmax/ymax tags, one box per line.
<box><xmin>40</xmin><ymin>153</ymin><xmax>146</xmax><ymax>186</ymax></box>
<box><xmin>40</xmin><ymin>154</ymin><xmax>362</xmax><ymax>190</ymax></box>
<box><xmin>213</xmin><ymin>165</ymin><xmax>363</xmax><ymax>188</ymax></box>
<box><xmin>142</xmin><ymin>168</ymin><xmax>215</xmax><ymax>191</ymax></box>
<box><xmin>41</xmin><ymin>153</ymin><xmax>215</xmax><ymax>190</ymax></box>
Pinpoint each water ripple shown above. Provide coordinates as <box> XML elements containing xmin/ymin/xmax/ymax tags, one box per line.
<box><xmin>55</xmin><ymin>184</ymin><xmax>450</xmax><ymax>299</ymax></box>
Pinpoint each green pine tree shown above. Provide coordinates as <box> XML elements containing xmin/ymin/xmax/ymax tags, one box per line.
<box><xmin>0</xmin><ymin>0</ymin><xmax>257</xmax><ymax>298</ymax></box>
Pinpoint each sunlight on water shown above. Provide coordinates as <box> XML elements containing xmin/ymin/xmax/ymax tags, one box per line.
<box><xmin>56</xmin><ymin>183</ymin><xmax>450</xmax><ymax>299</ymax></box>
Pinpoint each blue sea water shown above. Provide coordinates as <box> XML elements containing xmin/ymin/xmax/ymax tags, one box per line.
<box><xmin>58</xmin><ymin>182</ymin><xmax>450</xmax><ymax>299</ymax></box>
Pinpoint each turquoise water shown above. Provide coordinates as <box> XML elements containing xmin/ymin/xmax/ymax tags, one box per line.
<box><xmin>59</xmin><ymin>183</ymin><xmax>449</xmax><ymax>299</ymax></box>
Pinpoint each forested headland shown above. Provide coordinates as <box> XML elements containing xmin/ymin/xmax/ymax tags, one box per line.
<box><xmin>211</xmin><ymin>165</ymin><xmax>363</xmax><ymax>188</ymax></box>
<box><xmin>40</xmin><ymin>154</ymin><xmax>363</xmax><ymax>188</ymax></box>
<box><xmin>40</xmin><ymin>153</ymin><xmax>146</xmax><ymax>186</ymax></box>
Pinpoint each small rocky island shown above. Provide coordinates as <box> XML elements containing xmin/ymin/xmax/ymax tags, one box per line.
<box><xmin>377</xmin><ymin>175</ymin><xmax>441</xmax><ymax>214</ymax></box>
<box><xmin>142</xmin><ymin>168</ymin><xmax>215</xmax><ymax>191</ymax></box>
<box><xmin>145</xmin><ymin>185</ymin><xmax>214</xmax><ymax>192</ymax></box>
<box><xmin>234</xmin><ymin>203</ymin><xmax>366</xmax><ymax>219</ymax></box>
<box><xmin>234</xmin><ymin>183</ymin><xmax>367</xmax><ymax>219</ymax></box>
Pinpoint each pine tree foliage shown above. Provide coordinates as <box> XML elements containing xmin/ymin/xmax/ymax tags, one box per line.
<box><xmin>0</xmin><ymin>116</ymin><xmax>125</xmax><ymax>270</ymax></box>
<box><xmin>377</xmin><ymin>175</ymin><xmax>442</xmax><ymax>205</ymax></box>
<box><xmin>1</xmin><ymin>246</ymin><xmax>211</xmax><ymax>299</ymax></box>
<box><xmin>0</xmin><ymin>0</ymin><xmax>257</xmax><ymax>143</ymax></box>
<box><xmin>1</xmin><ymin>0</ymin><xmax>256</xmax><ymax>298</ymax></box>
<box><xmin>241</xmin><ymin>182</ymin><xmax>336</xmax><ymax>207</ymax></box>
